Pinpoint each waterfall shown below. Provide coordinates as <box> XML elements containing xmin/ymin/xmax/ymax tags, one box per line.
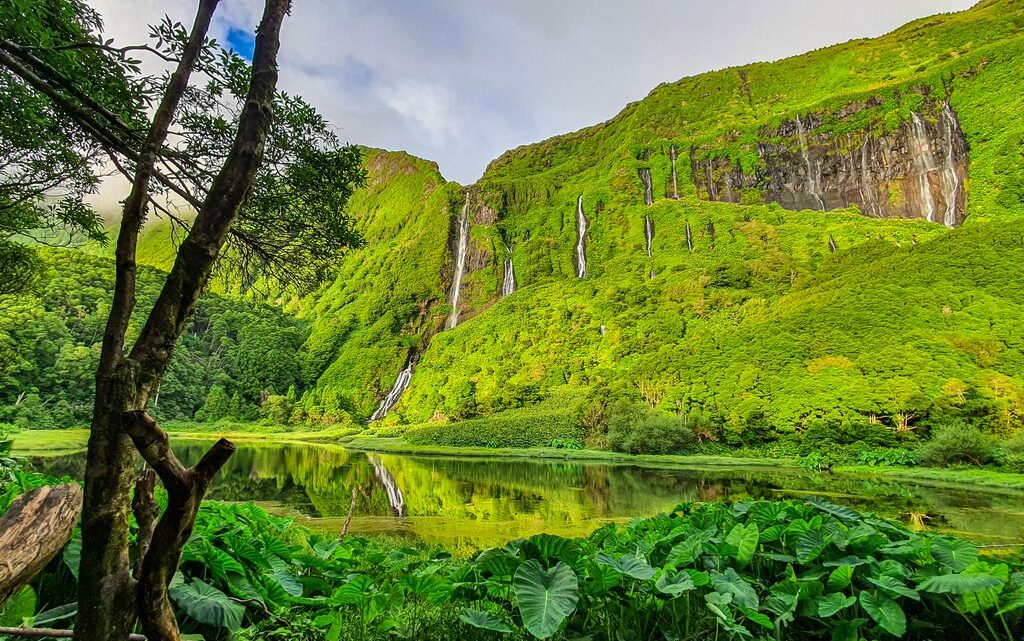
<box><xmin>574</xmin><ymin>195</ymin><xmax>589</xmax><ymax>278</ymax></box>
<box><xmin>368</xmin><ymin>455</ymin><xmax>406</xmax><ymax>516</ymax></box>
<box><xmin>446</xmin><ymin>199</ymin><xmax>470</xmax><ymax>329</ymax></box>
<box><xmin>685</xmin><ymin>221</ymin><xmax>693</xmax><ymax>253</ymax></box>
<box><xmin>909</xmin><ymin>113</ymin><xmax>939</xmax><ymax>223</ymax></box>
<box><xmin>501</xmin><ymin>257</ymin><xmax>516</xmax><ymax>297</ymax></box>
<box><xmin>669</xmin><ymin>145</ymin><xmax>679</xmax><ymax>199</ymax></box>
<box><xmin>795</xmin><ymin>115</ymin><xmax>825</xmax><ymax>210</ymax></box>
<box><xmin>649</xmin><ymin>269</ymin><xmax>656</xmax><ymax>280</ymax></box>
<box><xmin>859</xmin><ymin>135</ymin><xmax>880</xmax><ymax>217</ymax></box>
<box><xmin>828</xmin><ymin>234</ymin><xmax>837</xmax><ymax>253</ymax></box>
<box><xmin>644</xmin><ymin>215</ymin><xmax>654</xmax><ymax>257</ymax></box>
<box><xmin>369</xmin><ymin>357</ymin><xmax>415</xmax><ymax>422</ymax></box>
<box><xmin>705</xmin><ymin>162</ymin><xmax>719</xmax><ymax>200</ymax></box>
<box><xmin>599</xmin><ymin>324</ymin><xmax>606</xmax><ymax>336</ymax></box>
<box><xmin>706</xmin><ymin>222</ymin><xmax>716</xmax><ymax>245</ymax></box>
<box><xmin>940</xmin><ymin>103</ymin><xmax>962</xmax><ymax>228</ymax></box>
<box><xmin>638</xmin><ymin>168</ymin><xmax>653</xmax><ymax>205</ymax></box>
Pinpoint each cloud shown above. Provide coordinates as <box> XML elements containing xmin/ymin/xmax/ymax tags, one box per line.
<box><xmin>86</xmin><ymin>0</ymin><xmax>977</xmax><ymax>191</ymax></box>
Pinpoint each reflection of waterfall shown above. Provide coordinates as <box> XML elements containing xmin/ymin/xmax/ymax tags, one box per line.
<box><xmin>940</xmin><ymin>104</ymin><xmax>962</xmax><ymax>228</ymax></box>
<box><xmin>909</xmin><ymin>113</ymin><xmax>938</xmax><ymax>223</ymax></box>
<box><xmin>685</xmin><ymin>221</ymin><xmax>693</xmax><ymax>253</ymax></box>
<box><xmin>574</xmin><ymin>195</ymin><xmax>589</xmax><ymax>278</ymax></box>
<box><xmin>644</xmin><ymin>215</ymin><xmax>654</xmax><ymax>257</ymax></box>
<box><xmin>795</xmin><ymin>115</ymin><xmax>825</xmax><ymax>210</ymax></box>
<box><xmin>669</xmin><ymin>144</ymin><xmax>679</xmax><ymax>199</ymax></box>
<box><xmin>368</xmin><ymin>455</ymin><xmax>406</xmax><ymax>516</ymax></box>
<box><xmin>369</xmin><ymin>356</ymin><xmax>415</xmax><ymax>422</ymax></box>
<box><xmin>446</xmin><ymin>199</ymin><xmax>470</xmax><ymax>329</ymax></box>
<box><xmin>501</xmin><ymin>256</ymin><xmax>516</xmax><ymax>297</ymax></box>
<box><xmin>638</xmin><ymin>168</ymin><xmax>653</xmax><ymax>205</ymax></box>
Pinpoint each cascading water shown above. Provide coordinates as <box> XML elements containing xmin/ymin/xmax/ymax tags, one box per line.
<box><xmin>940</xmin><ymin>104</ymin><xmax>962</xmax><ymax>228</ymax></box>
<box><xmin>669</xmin><ymin>145</ymin><xmax>679</xmax><ymax>199</ymax></box>
<box><xmin>795</xmin><ymin>115</ymin><xmax>825</xmax><ymax>210</ymax></box>
<box><xmin>446</xmin><ymin>199</ymin><xmax>470</xmax><ymax>329</ymax></box>
<box><xmin>501</xmin><ymin>256</ymin><xmax>516</xmax><ymax>297</ymax></box>
<box><xmin>638</xmin><ymin>168</ymin><xmax>653</xmax><ymax>205</ymax></box>
<box><xmin>369</xmin><ymin>357</ymin><xmax>415</xmax><ymax>422</ymax></box>
<box><xmin>859</xmin><ymin>135</ymin><xmax>880</xmax><ymax>217</ymax></box>
<box><xmin>368</xmin><ymin>455</ymin><xmax>406</xmax><ymax>516</ymax></box>
<box><xmin>644</xmin><ymin>215</ymin><xmax>654</xmax><ymax>257</ymax></box>
<box><xmin>574</xmin><ymin>194</ymin><xmax>589</xmax><ymax>278</ymax></box>
<box><xmin>685</xmin><ymin>221</ymin><xmax>693</xmax><ymax>253</ymax></box>
<box><xmin>909</xmin><ymin>113</ymin><xmax>939</xmax><ymax>223</ymax></box>
<box><xmin>828</xmin><ymin>234</ymin><xmax>837</xmax><ymax>253</ymax></box>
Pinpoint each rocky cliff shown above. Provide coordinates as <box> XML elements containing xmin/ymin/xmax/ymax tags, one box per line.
<box><xmin>690</xmin><ymin>93</ymin><xmax>969</xmax><ymax>227</ymax></box>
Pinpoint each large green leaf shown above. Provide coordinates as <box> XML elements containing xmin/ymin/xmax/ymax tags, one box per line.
<box><xmin>711</xmin><ymin>568</ymin><xmax>758</xmax><ymax>610</ymax></box>
<box><xmin>460</xmin><ymin>609</ymin><xmax>512</xmax><ymax>633</ymax></box>
<box><xmin>655</xmin><ymin>570</ymin><xmax>696</xmax><ymax>596</ymax></box>
<box><xmin>400</xmin><ymin>574</ymin><xmax>451</xmax><ymax>605</ymax></box>
<box><xmin>0</xmin><ymin>585</ymin><xmax>35</xmax><ymax>627</ymax></box>
<box><xmin>807</xmin><ymin>497</ymin><xmax>861</xmax><ymax>523</ymax></box>
<box><xmin>596</xmin><ymin>552</ymin><xmax>655</xmax><ymax>580</ymax></box>
<box><xmin>931</xmin><ymin>538</ymin><xmax>978</xmax><ymax>573</ymax></box>
<box><xmin>169</xmin><ymin>579</ymin><xmax>245</xmax><ymax>631</ymax></box>
<box><xmin>333</xmin><ymin>575</ymin><xmax>372</xmax><ymax>605</ymax></box>
<box><xmin>827</xmin><ymin>565</ymin><xmax>854</xmax><ymax>591</ymax></box>
<box><xmin>725</xmin><ymin>523</ymin><xmax>759</xmax><ymax>567</ymax></box>
<box><xmin>665</xmin><ymin>537</ymin><xmax>703</xmax><ymax>568</ymax></box>
<box><xmin>267</xmin><ymin>555</ymin><xmax>303</xmax><ymax>597</ymax></box>
<box><xmin>817</xmin><ymin>592</ymin><xmax>857</xmax><ymax>617</ymax></box>
<box><xmin>796</xmin><ymin>530</ymin><xmax>827</xmax><ymax>564</ymax></box>
<box><xmin>201</xmin><ymin>544</ymin><xmax>245</xmax><ymax>581</ymax></box>
<box><xmin>867</xmin><ymin>575</ymin><xmax>920</xmax><ymax>601</ymax></box>
<box><xmin>513</xmin><ymin>560</ymin><xmax>579</xmax><ymax>639</ymax></box>
<box><xmin>522</xmin><ymin>533</ymin><xmax>581</xmax><ymax>564</ymax></box>
<box><xmin>63</xmin><ymin>533</ymin><xmax>81</xmax><ymax>580</ymax></box>
<box><xmin>859</xmin><ymin>590</ymin><xmax>906</xmax><ymax>637</ymax></box>
<box><xmin>919</xmin><ymin>572</ymin><xmax>1004</xmax><ymax>595</ymax></box>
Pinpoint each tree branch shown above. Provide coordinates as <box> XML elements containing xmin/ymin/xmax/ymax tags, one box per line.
<box><xmin>0</xmin><ymin>628</ymin><xmax>145</xmax><ymax>641</ymax></box>
<box><xmin>131</xmin><ymin>470</ymin><xmax>158</xmax><ymax>581</ymax></box>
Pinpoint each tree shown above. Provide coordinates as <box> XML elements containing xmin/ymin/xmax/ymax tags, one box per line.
<box><xmin>0</xmin><ymin>0</ymin><xmax>365</xmax><ymax>638</ymax></box>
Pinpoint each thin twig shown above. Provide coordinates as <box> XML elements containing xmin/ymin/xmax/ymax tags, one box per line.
<box><xmin>340</xmin><ymin>485</ymin><xmax>358</xmax><ymax>540</ymax></box>
<box><xmin>0</xmin><ymin>627</ymin><xmax>145</xmax><ymax>640</ymax></box>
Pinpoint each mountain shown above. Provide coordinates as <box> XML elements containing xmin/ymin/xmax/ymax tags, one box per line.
<box><xmin>5</xmin><ymin>0</ymin><xmax>1024</xmax><ymax>440</ymax></box>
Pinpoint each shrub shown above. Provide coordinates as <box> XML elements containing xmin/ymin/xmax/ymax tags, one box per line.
<box><xmin>606</xmin><ymin>401</ymin><xmax>695</xmax><ymax>455</ymax></box>
<box><xmin>404</xmin><ymin>408</ymin><xmax>580</xmax><ymax>448</ymax></box>
<box><xmin>917</xmin><ymin>421</ymin><xmax>996</xmax><ymax>467</ymax></box>
<box><xmin>993</xmin><ymin>432</ymin><xmax>1024</xmax><ymax>472</ymax></box>
<box><xmin>0</xmin><ymin>422</ymin><xmax>18</xmax><ymax>456</ymax></box>
<box><xmin>856</xmin><ymin>447</ymin><xmax>920</xmax><ymax>467</ymax></box>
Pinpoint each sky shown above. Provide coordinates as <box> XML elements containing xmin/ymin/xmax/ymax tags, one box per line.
<box><xmin>89</xmin><ymin>0</ymin><xmax>977</xmax><ymax>196</ymax></box>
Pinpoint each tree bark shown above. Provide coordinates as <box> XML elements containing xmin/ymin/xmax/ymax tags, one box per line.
<box><xmin>124</xmin><ymin>412</ymin><xmax>235</xmax><ymax>641</ymax></box>
<box><xmin>0</xmin><ymin>484</ymin><xmax>83</xmax><ymax>605</ymax></box>
<box><xmin>76</xmin><ymin>3</ymin><xmax>221</xmax><ymax>641</ymax></box>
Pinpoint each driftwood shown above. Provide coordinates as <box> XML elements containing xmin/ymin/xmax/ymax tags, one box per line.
<box><xmin>0</xmin><ymin>484</ymin><xmax>82</xmax><ymax>605</ymax></box>
<box><xmin>0</xmin><ymin>627</ymin><xmax>145</xmax><ymax>640</ymax></box>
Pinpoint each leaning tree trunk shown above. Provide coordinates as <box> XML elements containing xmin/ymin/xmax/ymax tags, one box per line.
<box><xmin>0</xmin><ymin>484</ymin><xmax>83</xmax><ymax>605</ymax></box>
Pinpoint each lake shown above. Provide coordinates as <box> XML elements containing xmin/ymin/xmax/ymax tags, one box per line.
<box><xmin>18</xmin><ymin>435</ymin><xmax>1024</xmax><ymax>550</ymax></box>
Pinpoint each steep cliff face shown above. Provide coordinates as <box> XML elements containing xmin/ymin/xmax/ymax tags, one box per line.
<box><xmin>690</xmin><ymin>95</ymin><xmax>969</xmax><ymax>227</ymax></box>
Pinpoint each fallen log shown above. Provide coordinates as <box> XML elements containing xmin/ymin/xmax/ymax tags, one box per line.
<box><xmin>0</xmin><ymin>626</ymin><xmax>145</xmax><ymax>640</ymax></box>
<box><xmin>0</xmin><ymin>484</ymin><xmax>82</xmax><ymax>605</ymax></box>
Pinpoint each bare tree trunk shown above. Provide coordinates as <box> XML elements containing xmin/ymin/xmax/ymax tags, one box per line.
<box><xmin>76</xmin><ymin>3</ymin><xmax>221</xmax><ymax>640</ymax></box>
<box><xmin>0</xmin><ymin>484</ymin><xmax>82</xmax><ymax>605</ymax></box>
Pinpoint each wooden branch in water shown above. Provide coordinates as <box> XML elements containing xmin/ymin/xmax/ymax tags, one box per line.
<box><xmin>0</xmin><ymin>627</ymin><xmax>145</xmax><ymax>640</ymax></box>
<box><xmin>340</xmin><ymin>486</ymin><xmax>358</xmax><ymax>539</ymax></box>
<box><xmin>0</xmin><ymin>484</ymin><xmax>82</xmax><ymax>605</ymax></box>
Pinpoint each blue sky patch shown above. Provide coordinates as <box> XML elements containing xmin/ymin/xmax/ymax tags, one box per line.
<box><xmin>225</xmin><ymin>27</ymin><xmax>255</xmax><ymax>61</ymax></box>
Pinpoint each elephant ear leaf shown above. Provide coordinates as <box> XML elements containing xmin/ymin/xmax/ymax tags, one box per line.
<box><xmin>460</xmin><ymin>609</ymin><xmax>512</xmax><ymax>633</ymax></box>
<box><xmin>859</xmin><ymin>590</ymin><xmax>906</xmax><ymax>637</ymax></box>
<box><xmin>169</xmin><ymin>579</ymin><xmax>245</xmax><ymax>632</ymax></box>
<box><xmin>596</xmin><ymin>552</ymin><xmax>655</xmax><ymax>580</ymax></box>
<box><xmin>725</xmin><ymin>523</ymin><xmax>759</xmax><ymax>567</ymax></box>
<box><xmin>931</xmin><ymin>538</ymin><xmax>978</xmax><ymax>573</ymax></box>
<box><xmin>514</xmin><ymin>559</ymin><xmax>579</xmax><ymax>639</ymax></box>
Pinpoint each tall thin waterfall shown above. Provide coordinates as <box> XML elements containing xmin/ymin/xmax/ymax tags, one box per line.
<box><xmin>501</xmin><ymin>256</ymin><xmax>516</xmax><ymax>297</ymax></box>
<box><xmin>795</xmin><ymin>115</ymin><xmax>825</xmax><ymax>210</ymax></box>
<box><xmin>369</xmin><ymin>357</ymin><xmax>415</xmax><ymax>422</ymax></box>
<box><xmin>940</xmin><ymin>104</ymin><xmax>962</xmax><ymax>228</ymax></box>
<box><xmin>859</xmin><ymin>135</ymin><xmax>880</xmax><ymax>217</ymax></box>
<box><xmin>446</xmin><ymin>199</ymin><xmax>470</xmax><ymax>329</ymax></box>
<box><xmin>574</xmin><ymin>195</ymin><xmax>589</xmax><ymax>278</ymax></box>
<box><xmin>828</xmin><ymin>234</ymin><xmax>837</xmax><ymax>253</ymax></box>
<box><xmin>638</xmin><ymin>168</ymin><xmax>653</xmax><ymax>205</ymax></box>
<box><xmin>644</xmin><ymin>215</ymin><xmax>655</xmax><ymax>257</ymax></box>
<box><xmin>669</xmin><ymin>145</ymin><xmax>679</xmax><ymax>199</ymax></box>
<box><xmin>368</xmin><ymin>455</ymin><xmax>406</xmax><ymax>516</ymax></box>
<box><xmin>685</xmin><ymin>221</ymin><xmax>693</xmax><ymax>253</ymax></box>
<box><xmin>909</xmin><ymin>113</ymin><xmax>939</xmax><ymax>223</ymax></box>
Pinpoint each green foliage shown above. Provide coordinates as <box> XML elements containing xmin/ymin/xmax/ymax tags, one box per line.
<box><xmin>404</xmin><ymin>409</ymin><xmax>580</xmax><ymax>449</ymax></box>
<box><xmin>606</xmin><ymin>401</ymin><xmax>695</xmax><ymax>455</ymax></box>
<box><xmin>917</xmin><ymin>421</ymin><xmax>997</xmax><ymax>467</ymax></box>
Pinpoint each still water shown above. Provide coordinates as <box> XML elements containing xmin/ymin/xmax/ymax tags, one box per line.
<box><xmin>23</xmin><ymin>438</ymin><xmax>1024</xmax><ymax>549</ymax></box>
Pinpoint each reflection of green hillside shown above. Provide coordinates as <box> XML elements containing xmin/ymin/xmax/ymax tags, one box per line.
<box><xmin>25</xmin><ymin>440</ymin><xmax>1024</xmax><ymax>546</ymax></box>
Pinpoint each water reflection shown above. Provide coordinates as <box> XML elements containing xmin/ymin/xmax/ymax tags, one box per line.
<box><xmin>25</xmin><ymin>439</ymin><xmax>1024</xmax><ymax>548</ymax></box>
